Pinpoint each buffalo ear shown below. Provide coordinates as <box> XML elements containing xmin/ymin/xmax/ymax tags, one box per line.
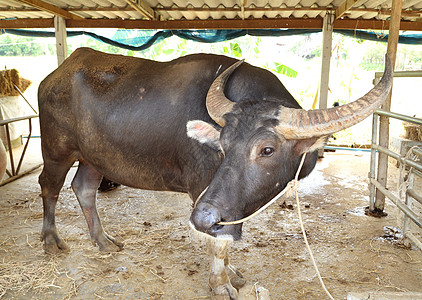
<box><xmin>186</xmin><ymin>120</ymin><xmax>221</xmax><ymax>151</ymax></box>
<box><xmin>294</xmin><ymin>135</ymin><xmax>328</xmax><ymax>154</ymax></box>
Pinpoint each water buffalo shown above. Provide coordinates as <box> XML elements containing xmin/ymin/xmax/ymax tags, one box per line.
<box><xmin>38</xmin><ymin>48</ymin><xmax>392</xmax><ymax>299</ymax></box>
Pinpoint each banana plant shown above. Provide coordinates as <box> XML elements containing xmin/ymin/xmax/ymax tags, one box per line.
<box><xmin>265</xmin><ymin>62</ymin><xmax>298</xmax><ymax>78</ymax></box>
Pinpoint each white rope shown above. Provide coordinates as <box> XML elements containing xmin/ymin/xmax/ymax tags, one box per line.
<box><xmin>293</xmin><ymin>155</ymin><xmax>335</xmax><ymax>300</ymax></box>
<box><xmin>217</xmin><ymin>152</ymin><xmax>335</xmax><ymax>299</ymax></box>
<box><xmin>398</xmin><ymin>145</ymin><xmax>420</xmax><ymax>199</ymax></box>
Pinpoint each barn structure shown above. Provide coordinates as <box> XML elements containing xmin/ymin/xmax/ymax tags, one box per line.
<box><xmin>0</xmin><ymin>0</ymin><xmax>421</xmax><ymax>299</ymax></box>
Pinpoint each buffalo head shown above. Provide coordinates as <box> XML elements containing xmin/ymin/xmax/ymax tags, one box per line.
<box><xmin>189</xmin><ymin>55</ymin><xmax>392</xmax><ymax>240</ymax></box>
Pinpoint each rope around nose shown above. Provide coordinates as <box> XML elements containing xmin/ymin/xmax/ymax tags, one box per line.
<box><xmin>217</xmin><ymin>152</ymin><xmax>335</xmax><ymax>300</ymax></box>
<box><xmin>218</xmin><ymin>152</ymin><xmax>307</xmax><ymax>226</ymax></box>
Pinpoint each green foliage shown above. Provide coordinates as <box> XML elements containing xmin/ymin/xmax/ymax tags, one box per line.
<box><xmin>269</xmin><ymin>62</ymin><xmax>298</xmax><ymax>78</ymax></box>
<box><xmin>359</xmin><ymin>41</ymin><xmax>387</xmax><ymax>71</ymax></box>
<box><xmin>0</xmin><ymin>34</ymin><xmax>53</xmax><ymax>56</ymax></box>
<box><xmin>310</xmin><ymin>47</ymin><xmax>321</xmax><ymax>58</ymax></box>
<box><xmin>147</xmin><ymin>36</ymin><xmax>298</xmax><ymax>78</ymax></box>
<box><xmin>223</xmin><ymin>43</ymin><xmax>243</xmax><ymax>58</ymax></box>
<box><xmin>81</xmin><ymin>36</ymin><xmax>127</xmax><ymax>55</ymax></box>
<box><xmin>253</xmin><ymin>38</ymin><xmax>260</xmax><ymax>55</ymax></box>
<box><xmin>0</xmin><ymin>31</ymin><xmax>298</xmax><ymax>78</ymax></box>
<box><xmin>160</xmin><ymin>38</ymin><xmax>188</xmax><ymax>57</ymax></box>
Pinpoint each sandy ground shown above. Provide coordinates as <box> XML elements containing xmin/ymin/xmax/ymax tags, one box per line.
<box><xmin>0</xmin><ymin>140</ymin><xmax>421</xmax><ymax>299</ymax></box>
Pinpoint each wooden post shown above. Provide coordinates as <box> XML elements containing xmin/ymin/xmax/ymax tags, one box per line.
<box><xmin>373</xmin><ymin>0</ymin><xmax>402</xmax><ymax>214</ymax></box>
<box><xmin>318</xmin><ymin>12</ymin><xmax>334</xmax><ymax>111</ymax></box>
<box><xmin>317</xmin><ymin>12</ymin><xmax>334</xmax><ymax>158</ymax></box>
<box><xmin>54</xmin><ymin>16</ymin><xmax>68</xmax><ymax>66</ymax></box>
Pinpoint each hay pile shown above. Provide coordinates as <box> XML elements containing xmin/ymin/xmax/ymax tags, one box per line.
<box><xmin>0</xmin><ymin>69</ymin><xmax>32</xmax><ymax>97</ymax></box>
<box><xmin>403</xmin><ymin>121</ymin><xmax>422</xmax><ymax>142</ymax></box>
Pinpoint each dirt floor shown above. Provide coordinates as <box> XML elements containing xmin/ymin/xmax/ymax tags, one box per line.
<box><xmin>0</xmin><ymin>140</ymin><xmax>421</xmax><ymax>299</ymax></box>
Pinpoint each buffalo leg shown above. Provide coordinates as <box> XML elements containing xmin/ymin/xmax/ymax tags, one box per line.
<box><xmin>71</xmin><ymin>161</ymin><xmax>123</xmax><ymax>252</ymax></box>
<box><xmin>208</xmin><ymin>238</ymin><xmax>238</xmax><ymax>300</ymax></box>
<box><xmin>39</xmin><ymin>159</ymin><xmax>75</xmax><ymax>254</ymax></box>
<box><xmin>224</xmin><ymin>257</ymin><xmax>246</xmax><ymax>290</ymax></box>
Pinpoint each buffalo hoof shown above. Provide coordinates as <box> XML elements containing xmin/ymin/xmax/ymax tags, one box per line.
<box><xmin>226</xmin><ymin>265</ymin><xmax>246</xmax><ymax>289</ymax></box>
<box><xmin>211</xmin><ymin>283</ymin><xmax>238</xmax><ymax>300</ymax></box>
<box><xmin>42</xmin><ymin>231</ymin><xmax>70</xmax><ymax>254</ymax></box>
<box><xmin>365</xmin><ymin>206</ymin><xmax>388</xmax><ymax>218</ymax></box>
<box><xmin>95</xmin><ymin>233</ymin><xmax>124</xmax><ymax>252</ymax></box>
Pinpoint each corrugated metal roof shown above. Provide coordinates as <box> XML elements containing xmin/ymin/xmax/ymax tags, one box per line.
<box><xmin>0</xmin><ymin>0</ymin><xmax>421</xmax><ymax>30</ymax></box>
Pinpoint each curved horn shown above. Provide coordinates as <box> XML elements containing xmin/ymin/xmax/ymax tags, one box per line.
<box><xmin>276</xmin><ymin>54</ymin><xmax>393</xmax><ymax>139</ymax></box>
<box><xmin>206</xmin><ymin>60</ymin><xmax>244</xmax><ymax>127</ymax></box>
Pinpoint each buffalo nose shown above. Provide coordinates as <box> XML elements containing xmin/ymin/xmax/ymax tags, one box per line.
<box><xmin>190</xmin><ymin>202</ymin><xmax>223</xmax><ymax>235</ymax></box>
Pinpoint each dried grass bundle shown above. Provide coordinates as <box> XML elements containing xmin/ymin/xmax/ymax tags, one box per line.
<box><xmin>0</xmin><ymin>69</ymin><xmax>32</xmax><ymax>97</ymax></box>
<box><xmin>403</xmin><ymin>121</ymin><xmax>422</xmax><ymax>142</ymax></box>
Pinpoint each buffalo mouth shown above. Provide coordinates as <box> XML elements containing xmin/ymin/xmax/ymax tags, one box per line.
<box><xmin>188</xmin><ymin>220</ymin><xmax>241</xmax><ymax>241</ymax></box>
<box><xmin>189</xmin><ymin>202</ymin><xmax>242</xmax><ymax>240</ymax></box>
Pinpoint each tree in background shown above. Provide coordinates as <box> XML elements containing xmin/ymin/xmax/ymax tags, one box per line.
<box><xmin>0</xmin><ymin>34</ymin><xmax>54</xmax><ymax>56</ymax></box>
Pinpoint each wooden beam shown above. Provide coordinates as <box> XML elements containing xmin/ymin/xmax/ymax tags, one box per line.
<box><xmin>16</xmin><ymin>0</ymin><xmax>84</xmax><ymax>20</ymax></box>
<box><xmin>333</xmin><ymin>19</ymin><xmax>420</xmax><ymax>30</ymax></box>
<box><xmin>124</xmin><ymin>0</ymin><xmax>155</xmax><ymax>20</ymax></box>
<box><xmin>336</xmin><ymin>0</ymin><xmax>367</xmax><ymax>19</ymax></box>
<box><xmin>66</xmin><ymin>18</ymin><xmax>422</xmax><ymax>31</ymax></box>
<box><xmin>66</xmin><ymin>18</ymin><xmax>323</xmax><ymax>29</ymax></box>
<box><xmin>0</xmin><ymin>17</ymin><xmax>421</xmax><ymax>31</ymax></box>
<box><xmin>0</xmin><ymin>18</ymin><xmax>54</xmax><ymax>28</ymax></box>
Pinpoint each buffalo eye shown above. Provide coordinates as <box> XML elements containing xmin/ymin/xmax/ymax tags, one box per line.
<box><xmin>260</xmin><ymin>147</ymin><xmax>275</xmax><ymax>157</ymax></box>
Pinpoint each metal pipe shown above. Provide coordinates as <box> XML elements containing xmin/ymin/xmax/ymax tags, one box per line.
<box><xmin>370</xmin><ymin>178</ymin><xmax>422</xmax><ymax>228</ymax></box>
<box><xmin>413</xmin><ymin>147</ymin><xmax>422</xmax><ymax>158</ymax></box>
<box><xmin>408</xmin><ymin>189</ymin><xmax>422</xmax><ymax>205</ymax></box>
<box><xmin>0</xmin><ymin>115</ymin><xmax>39</xmax><ymax>179</ymax></box>
<box><xmin>405</xmin><ymin>232</ymin><xmax>422</xmax><ymax>251</ymax></box>
<box><xmin>371</xmin><ymin>144</ymin><xmax>422</xmax><ymax>172</ymax></box>
<box><xmin>5</xmin><ymin>124</ymin><xmax>15</xmax><ymax>176</ymax></box>
<box><xmin>15</xmin><ymin>118</ymin><xmax>32</xmax><ymax>175</ymax></box>
<box><xmin>375</xmin><ymin>70</ymin><xmax>422</xmax><ymax>78</ymax></box>
<box><xmin>0</xmin><ymin>115</ymin><xmax>38</xmax><ymax>126</ymax></box>
<box><xmin>403</xmin><ymin>169</ymin><xmax>414</xmax><ymax>247</ymax></box>
<box><xmin>327</xmin><ymin>146</ymin><xmax>371</xmax><ymax>152</ymax></box>
<box><xmin>374</xmin><ymin>109</ymin><xmax>422</xmax><ymax>125</ymax></box>
<box><xmin>369</xmin><ymin>113</ymin><xmax>379</xmax><ymax>211</ymax></box>
<box><xmin>0</xmin><ymin>164</ymin><xmax>42</xmax><ymax>187</ymax></box>
<box><xmin>324</xmin><ymin>146</ymin><xmax>371</xmax><ymax>152</ymax></box>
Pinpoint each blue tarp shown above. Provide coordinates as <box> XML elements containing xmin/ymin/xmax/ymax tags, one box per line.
<box><xmin>2</xmin><ymin>28</ymin><xmax>422</xmax><ymax>52</ymax></box>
